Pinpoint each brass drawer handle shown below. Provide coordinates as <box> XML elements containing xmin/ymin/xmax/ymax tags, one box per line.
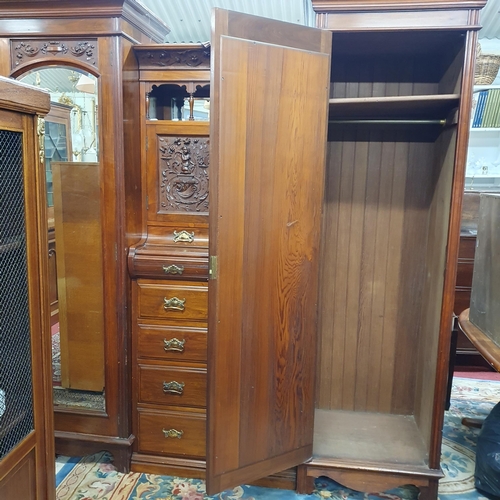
<box><xmin>164</xmin><ymin>338</ymin><xmax>186</xmax><ymax>352</ymax></box>
<box><xmin>163</xmin><ymin>297</ymin><xmax>185</xmax><ymax>311</ymax></box>
<box><xmin>163</xmin><ymin>264</ymin><xmax>184</xmax><ymax>275</ymax></box>
<box><xmin>163</xmin><ymin>428</ymin><xmax>183</xmax><ymax>439</ymax></box>
<box><xmin>173</xmin><ymin>230</ymin><xmax>194</xmax><ymax>243</ymax></box>
<box><xmin>163</xmin><ymin>380</ymin><xmax>185</xmax><ymax>395</ymax></box>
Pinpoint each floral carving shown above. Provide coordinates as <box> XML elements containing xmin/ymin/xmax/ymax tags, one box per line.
<box><xmin>69</xmin><ymin>41</ymin><xmax>96</xmax><ymax>63</ymax></box>
<box><xmin>138</xmin><ymin>48</ymin><xmax>210</xmax><ymax>69</ymax></box>
<box><xmin>12</xmin><ymin>39</ymin><xmax>97</xmax><ymax>67</ymax></box>
<box><xmin>159</xmin><ymin>136</ymin><xmax>209</xmax><ymax>213</ymax></box>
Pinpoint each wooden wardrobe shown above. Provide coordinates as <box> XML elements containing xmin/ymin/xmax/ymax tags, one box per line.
<box><xmin>128</xmin><ymin>2</ymin><xmax>484</xmax><ymax>498</ymax></box>
<box><xmin>0</xmin><ymin>77</ymin><xmax>54</xmax><ymax>499</ymax></box>
<box><xmin>0</xmin><ymin>0</ymin><xmax>169</xmax><ymax>470</ymax></box>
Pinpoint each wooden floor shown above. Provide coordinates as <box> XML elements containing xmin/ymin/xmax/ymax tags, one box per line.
<box><xmin>313</xmin><ymin>409</ymin><xmax>428</xmax><ymax>465</ymax></box>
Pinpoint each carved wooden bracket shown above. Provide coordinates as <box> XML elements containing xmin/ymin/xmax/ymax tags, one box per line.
<box><xmin>11</xmin><ymin>39</ymin><xmax>98</xmax><ymax>69</ymax></box>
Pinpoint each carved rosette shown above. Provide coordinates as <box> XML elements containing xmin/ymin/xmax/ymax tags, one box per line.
<box><xmin>12</xmin><ymin>39</ymin><xmax>98</xmax><ymax>69</ymax></box>
<box><xmin>159</xmin><ymin>136</ymin><xmax>209</xmax><ymax>213</ymax></box>
<box><xmin>137</xmin><ymin>48</ymin><xmax>210</xmax><ymax>69</ymax></box>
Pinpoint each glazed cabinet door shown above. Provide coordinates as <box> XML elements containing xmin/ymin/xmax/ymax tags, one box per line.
<box><xmin>207</xmin><ymin>9</ymin><xmax>331</xmax><ymax>494</ymax></box>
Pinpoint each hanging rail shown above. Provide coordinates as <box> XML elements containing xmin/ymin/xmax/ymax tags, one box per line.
<box><xmin>328</xmin><ymin>119</ymin><xmax>446</xmax><ymax>125</ymax></box>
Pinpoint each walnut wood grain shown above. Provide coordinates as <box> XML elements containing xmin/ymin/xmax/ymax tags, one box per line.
<box><xmin>136</xmin><ymin>280</ymin><xmax>208</xmax><ymax>321</ymax></box>
<box><xmin>52</xmin><ymin>162</ymin><xmax>105</xmax><ymax>392</ymax></box>
<box><xmin>0</xmin><ymin>75</ymin><xmax>50</xmax><ymax>114</ymax></box>
<box><xmin>138</xmin><ymin>363</ymin><xmax>207</xmax><ymax>407</ymax></box>
<box><xmin>137</xmin><ymin>408</ymin><xmax>206</xmax><ymax>458</ymax></box>
<box><xmin>136</xmin><ymin>323</ymin><xmax>207</xmax><ymax>362</ymax></box>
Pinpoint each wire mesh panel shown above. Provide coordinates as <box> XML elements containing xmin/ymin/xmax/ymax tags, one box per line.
<box><xmin>0</xmin><ymin>129</ymin><xmax>34</xmax><ymax>460</ymax></box>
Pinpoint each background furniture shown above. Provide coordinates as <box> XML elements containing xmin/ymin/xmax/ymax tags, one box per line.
<box><xmin>0</xmin><ymin>77</ymin><xmax>54</xmax><ymax>499</ymax></box>
<box><xmin>52</xmin><ymin>162</ymin><xmax>105</xmax><ymax>391</ymax></box>
<box><xmin>127</xmin><ymin>1</ymin><xmax>484</xmax><ymax>498</ymax></box>
<box><xmin>44</xmin><ymin>102</ymin><xmax>72</xmax><ymax>329</ymax></box>
<box><xmin>460</xmin><ymin>310</ymin><xmax>500</xmax><ymax>378</ymax></box>
<box><xmin>0</xmin><ymin>0</ymin><xmax>169</xmax><ymax>470</ymax></box>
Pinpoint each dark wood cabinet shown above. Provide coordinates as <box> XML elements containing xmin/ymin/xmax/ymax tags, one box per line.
<box><xmin>127</xmin><ymin>2</ymin><xmax>485</xmax><ymax>498</ymax></box>
<box><xmin>0</xmin><ymin>1</ymin><xmax>486</xmax><ymax>498</ymax></box>
<box><xmin>0</xmin><ymin>77</ymin><xmax>54</xmax><ymax>499</ymax></box>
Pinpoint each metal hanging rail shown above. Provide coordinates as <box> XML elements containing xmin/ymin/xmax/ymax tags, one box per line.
<box><xmin>328</xmin><ymin>119</ymin><xmax>447</xmax><ymax>125</ymax></box>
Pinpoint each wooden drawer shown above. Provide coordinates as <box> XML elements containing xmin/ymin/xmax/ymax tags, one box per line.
<box><xmin>147</xmin><ymin>224</ymin><xmax>209</xmax><ymax>248</ymax></box>
<box><xmin>137</xmin><ymin>408</ymin><xmax>206</xmax><ymax>458</ymax></box>
<box><xmin>129</xmin><ymin>251</ymin><xmax>209</xmax><ymax>280</ymax></box>
<box><xmin>454</xmin><ymin>288</ymin><xmax>471</xmax><ymax>316</ymax></box>
<box><xmin>137</xmin><ymin>280</ymin><xmax>208</xmax><ymax>321</ymax></box>
<box><xmin>138</xmin><ymin>364</ymin><xmax>206</xmax><ymax>407</ymax></box>
<box><xmin>137</xmin><ymin>324</ymin><xmax>207</xmax><ymax>362</ymax></box>
<box><xmin>458</xmin><ymin>236</ymin><xmax>476</xmax><ymax>260</ymax></box>
<box><xmin>455</xmin><ymin>262</ymin><xmax>474</xmax><ymax>288</ymax></box>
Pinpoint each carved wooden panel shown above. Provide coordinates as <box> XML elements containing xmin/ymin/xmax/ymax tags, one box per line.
<box><xmin>11</xmin><ymin>39</ymin><xmax>98</xmax><ymax>69</ymax></box>
<box><xmin>136</xmin><ymin>48</ymin><xmax>210</xmax><ymax>69</ymax></box>
<box><xmin>159</xmin><ymin>136</ymin><xmax>209</xmax><ymax>213</ymax></box>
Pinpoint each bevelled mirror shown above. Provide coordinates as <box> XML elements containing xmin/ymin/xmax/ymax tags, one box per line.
<box><xmin>19</xmin><ymin>67</ymin><xmax>105</xmax><ymax>412</ymax></box>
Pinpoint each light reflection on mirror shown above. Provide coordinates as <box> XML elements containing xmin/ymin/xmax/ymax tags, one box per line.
<box><xmin>19</xmin><ymin>67</ymin><xmax>105</xmax><ymax>412</ymax></box>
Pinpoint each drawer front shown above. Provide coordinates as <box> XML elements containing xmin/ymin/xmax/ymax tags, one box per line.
<box><xmin>455</xmin><ymin>262</ymin><xmax>474</xmax><ymax>288</ymax></box>
<box><xmin>130</xmin><ymin>253</ymin><xmax>209</xmax><ymax>280</ymax></box>
<box><xmin>137</xmin><ymin>324</ymin><xmax>207</xmax><ymax>362</ymax></box>
<box><xmin>138</xmin><ymin>364</ymin><xmax>206</xmax><ymax>407</ymax></box>
<box><xmin>137</xmin><ymin>281</ymin><xmax>208</xmax><ymax>321</ymax></box>
<box><xmin>454</xmin><ymin>289</ymin><xmax>471</xmax><ymax>316</ymax></box>
<box><xmin>147</xmin><ymin>225</ymin><xmax>209</xmax><ymax>248</ymax></box>
<box><xmin>458</xmin><ymin>236</ymin><xmax>476</xmax><ymax>260</ymax></box>
<box><xmin>137</xmin><ymin>409</ymin><xmax>206</xmax><ymax>458</ymax></box>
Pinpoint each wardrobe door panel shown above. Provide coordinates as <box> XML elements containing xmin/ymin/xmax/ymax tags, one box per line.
<box><xmin>206</xmin><ymin>9</ymin><xmax>331</xmax><ymax>495</ymax></box>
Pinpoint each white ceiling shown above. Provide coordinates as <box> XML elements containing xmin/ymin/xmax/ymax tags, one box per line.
<box><xmin>139</xmin><ymin>0</ymin><xmax>314</xmax><ymax>43</ymax></box>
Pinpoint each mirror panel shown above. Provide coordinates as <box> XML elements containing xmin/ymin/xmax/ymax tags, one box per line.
<box><xmin>19</xmin><ymin>67</ymin><xmax>104</xmax><ymax>411</ymax></box>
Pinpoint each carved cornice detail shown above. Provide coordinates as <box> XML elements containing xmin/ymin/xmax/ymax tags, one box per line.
<box><xmin>137</xmin><ymin>48</ymin><xmax>210</xmax><ymax>69</ymax></box>
<box><xmin>12</xmin><ymin>39</ymin><xmax>98</xmax><ymax>69</ymax></box>
<box><xmin>159</xmin><ymin>136</ymin><xmax>209</xmax><ymax>213</ymax></box>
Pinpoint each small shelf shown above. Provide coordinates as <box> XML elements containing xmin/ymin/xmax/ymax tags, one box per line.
<box><xmin>328</xmin><ymin>94</ymin><xmax>460</xmax><ymax>122</ymax></box>
<box><xmin>474</xmin><ymin>85</ymin><xmax>500</xmax><ymax>92</ymax></box>
<box><xmin>470</xmin><ymin>127</ymin><xmax>500</xmax><ymax>132</ymax></box>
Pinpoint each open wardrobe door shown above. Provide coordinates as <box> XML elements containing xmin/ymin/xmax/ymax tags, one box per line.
<box><xmin>206</xmin><ymin>9</ymin><xmax>331</xmax><ymax>495</ymax></box>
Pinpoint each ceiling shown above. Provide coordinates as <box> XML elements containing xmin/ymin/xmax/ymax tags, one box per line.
<box><xmin>138</xmin><ymin>0</ymin><xmax>315</xmax><ymax>43</ymax></box>
<box><xmin>138</xmin><ymin>0</ymin><xmax>500</xmax><ymax>44</ymax></box>
<box><xmin>479</xmin><ymin>0</ymin><xmax>500</xmax><ymax>39</ymax></box>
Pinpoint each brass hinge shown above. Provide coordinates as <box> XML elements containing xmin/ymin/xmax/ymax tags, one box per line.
<box><xmin>36</xmin><ymin>116</ymin><xmax>45</xmax><ymax>165</ymax></box>
<box><xmin>209</xmin><ymin>255</ymin><xmax>218</xmax><ymax>280</ymax></box>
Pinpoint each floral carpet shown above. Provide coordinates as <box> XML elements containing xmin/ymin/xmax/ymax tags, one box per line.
<box><xmin>55</xmin><ymin>377</ymin><xmax>500</xmax><ymax>500</ymax></box>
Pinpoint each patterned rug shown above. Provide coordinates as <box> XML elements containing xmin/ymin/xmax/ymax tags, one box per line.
<box><xmin>55</xmin><ymin>377</ymin><xmax>500</xmax><ymax>500</ymax></box>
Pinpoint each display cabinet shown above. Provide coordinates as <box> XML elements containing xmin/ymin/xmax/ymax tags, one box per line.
<box><xmin>127</xmin><ymin>2</ymin><xmax>484</xmax><ymax>498</ymax></box>
<box><xmin>0</xmin><ymin>77</ymin><xmax>54</xmax><ymax>499</ymax></box>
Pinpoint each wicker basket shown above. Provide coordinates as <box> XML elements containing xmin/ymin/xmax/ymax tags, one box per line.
<box><xmin>475</xmin><ymin>44</ymin><xmax>500</xmax><ymax>85</ymax></box>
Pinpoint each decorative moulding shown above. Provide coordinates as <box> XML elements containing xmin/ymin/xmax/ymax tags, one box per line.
<box><xmin>135</xmin><ymin>45</ymin><xmax>211</xmax><ymax>70</ymax></box>
<box><xmin>311</xmin><ymin>0</ymin><xmax>487</xmax><ymax>11</ymax></box>
<box><xmin>11</xmin><ymin>39</ymin><xmax>98</xmax><ymax>70</ymax></box>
